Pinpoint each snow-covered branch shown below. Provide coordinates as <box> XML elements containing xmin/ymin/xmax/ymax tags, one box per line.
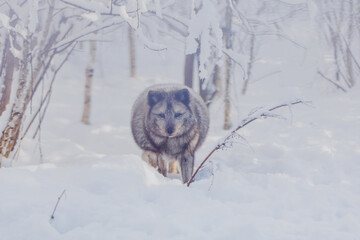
<box><xmin>187</xmin><ymin>99</ymin><xmax>310</xmax><ymax>187</ymax></box>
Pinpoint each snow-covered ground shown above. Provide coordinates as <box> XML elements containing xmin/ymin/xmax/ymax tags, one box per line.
<box><xmin>1</xmin><ymin>30</ymin><xmax>360</xmax><ymax>240</ymax></box>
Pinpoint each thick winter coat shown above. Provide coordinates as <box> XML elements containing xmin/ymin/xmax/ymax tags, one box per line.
<box><xmin>131</xmin><ymin>84</ymin><xmax>209</xmax><ymax>183</ymax></box>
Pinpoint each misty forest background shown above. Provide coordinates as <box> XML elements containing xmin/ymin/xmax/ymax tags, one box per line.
<box><xmin>0</xmin><ymin>0</ymin><xmax>358</xmax><ymax>164</ymax></box>
<box><xmin>1</xmin><ymin>1</ymin><xmax>360</xmax><ymax>239</ymax></box>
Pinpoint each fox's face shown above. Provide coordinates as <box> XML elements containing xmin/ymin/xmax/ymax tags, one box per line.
<box><xmin>147</xmin><ymin>89</ymin><xmax>195</xmax><ymax>137</ymax></box>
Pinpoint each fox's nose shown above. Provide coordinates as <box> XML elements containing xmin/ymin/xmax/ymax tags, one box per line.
<box><xmin>167</xmin><ymin>126</ymin><xmax>174</xmax><ymax>135</ymax></box>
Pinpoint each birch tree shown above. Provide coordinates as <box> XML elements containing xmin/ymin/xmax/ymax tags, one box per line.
<box><xmin>82</xmin><ymin>40</ymin><xmax>97</xmax><ymax>125</ymax></box>
<box><xmin>0</xmin><ymin>0</ymin><xmax>133</xmax><ymax>165</ymax></box>
<box><xmin>0</xmin><ymin>0</ymin><xmax>66</xmax><ymax>162</ymax></box>
<box><xmin>128</xmin><ymin>25</ymin><xmax>136</xmax><ymax>78</ymax></box>
<box><xmin>223</xmin><ymin>3</ymin><xmax>233</xmax><ymax>130</ymax></box>
<box><xmin>0</xmin><ymin>0</ymin><xmax>180</xmax><ymax>165</ymax></box>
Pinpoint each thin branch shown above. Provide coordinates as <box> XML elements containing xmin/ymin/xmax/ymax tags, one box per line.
<box><xmin>60</xmin><ymin>0</ymin><xmax>135</xmax><ymax>16</ymax></box>
<box><xmin>32</xmin><ymin>44</ymin><xmax>76</xmax><ymax>139</ymax></box>
<box><xmin>50</xmin><ymin>190</ymin><xmax>66</xmax><ymax>221</ymax></box>
<box><xmin>31</xmin><ymin>90</ymin><xmax>51</xmax><ymax>139</ymax></box>
<box><xmin>341</xmin><ymin>34</ymin><xmax>360</xmax><ymax>72</ymax></box>
<box><xmin>29</xmin><ymin>52</ymin><xmax>56</xmax><ymax>101</ymax></box>
<box><xmin>21</xmin><ymin>44</ymin><xmax>77</xmax><ymax>140</ymax></box>
<box><xmin>263</xmin><ymin>6</ymin><xmax>307</xmax><ymax>25</ymax></box>
<box><xmin>186</xmin><ymin>148</ymin><xmax>218</xmax><ymax>187</ymax></box>
<box><xmin>252</xmin><ymin>31</ymin><xmax>306</xmax><ymax>49</ymax></box>
<box><xmin>317</xmin><ymin>70</ymin><xmax>347</xmax><ymax>92</ymax></box>
<box><xmin>149</xmin><ymin>11</ymin><xmax>188</xmax><ymax>37</ymax></box>
<box><xmin>220</xmin><ymin>47</ymin><xmax>246</xmax><ymax>82</ymax></box>
<box><xmin>252</xmin><ymin>70</ymin><xmax>281</xmax><ymax>83</ymax></box>
<box><xmin>187</xmin><ymin>100</ymin><xmax>309</xmax><ymax>187</ymax></box>
<box><xmin>60</xmin><ymin>0</ymin><xmax>91</xmax><ymax>12</ymax></box>
<box><xmin>50</xmin><ymin>20</ymin><xmax>124</xmax><ymax>52</ymax></box>
<box><xmin>159</xmin><ymin>12</ymin><xmax>189</xmax><ymax>29</ymax></box>
<box><xmin>230</xmin><ymin>0</ymin><xmax>252</xmax><ymax>32</ymax></box>
<box><xmin>136</xmin><ymin>0</ymin><xmax>140</xmax><ymax>29</ymax></box>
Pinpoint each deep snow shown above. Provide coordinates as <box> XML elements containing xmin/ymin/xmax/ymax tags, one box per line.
<box><xmin>1</xmin><ymin>24</ymin><xmax>360</xmax><ymax>240</ymax></box>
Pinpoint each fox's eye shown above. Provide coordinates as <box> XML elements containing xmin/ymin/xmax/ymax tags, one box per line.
<box><xmin>157</xmin><ymin>113</ymin><xmax>165</xmax><ymax>119</ymax></box>
<box><xmin>174</xmin><ymin>112</ymin><xmax>184</xmax><ymax>118</ymax></box>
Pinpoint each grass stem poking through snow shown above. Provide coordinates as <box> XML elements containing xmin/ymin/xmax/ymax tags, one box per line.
<box><xmin>50</xmin><ymin>190</ymin><xmax>66</xmax><ymax>221</ymax></box>
<box><xmin>187</xmin><ymin>100</ymin><xmax>310</xmax><ymax>187</ymax></box>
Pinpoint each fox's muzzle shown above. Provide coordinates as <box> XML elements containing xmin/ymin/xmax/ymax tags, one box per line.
<box><xmin>166</xmin><ymin>120</ymin><xmax>175</xmax><ymax>136</ymax></box>
<box><xmin>166</xmin><ymin>126</ymin><xmax>174</xmax><ymax>135</ymax></box>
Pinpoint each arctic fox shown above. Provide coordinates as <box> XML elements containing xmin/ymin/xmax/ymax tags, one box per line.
<box><xmin>131</xmin><ymin>84</ymin><xmax>209</xmax><ymax>183</ymax></box>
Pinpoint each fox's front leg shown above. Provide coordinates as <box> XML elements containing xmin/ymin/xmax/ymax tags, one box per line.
<box><xmin>179</xmin><ymin>130</ymin><xmax>198</xmax><ymax>183</ymax></box>
<box><xmin>157</xmin><ymin>154</ymin><xmax>167</xmax><ymax>177</ymax></box>
<box><xmin>142</xmin><ymin>150</ymin><xmax>157</xmax><ymax>168</ymax></box>
<box><xmin>179</xmin><ymin>152</ymin><xmax>194</xmax><ymax>183</ymax></box>
<box><xmin>142</xmin><ymin>151</ymin><xmax>167</xmax><ymax>177</ymax></box>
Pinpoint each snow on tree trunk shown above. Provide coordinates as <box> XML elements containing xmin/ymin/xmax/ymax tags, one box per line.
<box><xmin>82</xmin><ymin>40</ymin><xmax>97</xmax><ymax>125</ymax></box>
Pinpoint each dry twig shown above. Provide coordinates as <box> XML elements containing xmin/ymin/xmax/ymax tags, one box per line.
<box><xmin>187</xmin><ymin>100</ymin><xmax>309</xmax><ymax>187</ymax></box>
<box><xmin>50</xmin><ymin>190</ymin><xmax>66</xmax><ymax>221</ymax></box>
<box><xmin>317</xmin><ymin>70</ymin><xmax>347</xmax><ymax>92</ymax></box>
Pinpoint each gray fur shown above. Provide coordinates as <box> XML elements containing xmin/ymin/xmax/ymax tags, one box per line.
<box><xmin>131</xmin><ymin>84</ymin><xmax>209</xmax><ymax>183</ymax></box>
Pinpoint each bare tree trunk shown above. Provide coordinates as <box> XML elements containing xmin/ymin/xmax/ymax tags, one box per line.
<box><xmin>0</xmin><ymin>9</ymin><xmax>19</xmax><ymax>118</ymax></box>
<box><xmin>324</xmin><ymin>2</ymin><xmax>341</xmax><ymax>83</ymax></box>
<box><xmin>199</xmin><ymin>64</ymin><xmax>221</xmax><ymax>107</ymax></box>
<box><xmin>212</xmin><ymin>64</ymin><xmax>221</xmax><ymax>97</ymax></box>
<box><xmin>0</xmin><ymin>37</ymin><xmax>16</xmax><ymax>117</ymax></box>
<box><xmin>345</xmin><ymin>0</ymin><xmax>354</xmax><ymax>87</ymax></box>
<box><xmin>82</xmin><ymin>40</ymin><xmax>97</xmax><ymax>125</ymax></box>
<box><xmin>128</xmin><ymin>26</ymin><xmax>136</xmax><ymax>78</ymax></box>
<box><xmin>223</xmin><ymin>5</ymin><xmax>232</xmax><ymax>130</ymax></box>
<box><xmin>345</xmin><ymin>41</ymin><xmax>354</xmax><ymax>87</ymax></box>
<box><xmin>184</xmin><ymin>53</ymin><xmax>195</xmax><ymax>88</ymax></box>
<box><xmin>32</xmin><ymin>0</ymin><xmax>54</xmax><ymax>82</ymax></box>
<box><xmin>224</xmin><ymin>57</ymin><xmax>232</xmax><ymax>130</ymax></box>
<box><xmin>199</xmin><ymin>64</ymin><xmax>208</xmax><ymax>103</ymax></box>
<box><xmin>242</xmin><ymin>33</ymin><xmax>255</xmax><ymax>95</ymax></box>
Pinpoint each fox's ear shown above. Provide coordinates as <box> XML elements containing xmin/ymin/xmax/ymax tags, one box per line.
<box><xmin>175</xmin><ymin>88</ymin><xmax>190</xmax><ymax>105</ymax></box>
<box><xmin>148</xmin><ymin>91</ymin><xmax>165</xmax><ymax>107</ymax></box>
